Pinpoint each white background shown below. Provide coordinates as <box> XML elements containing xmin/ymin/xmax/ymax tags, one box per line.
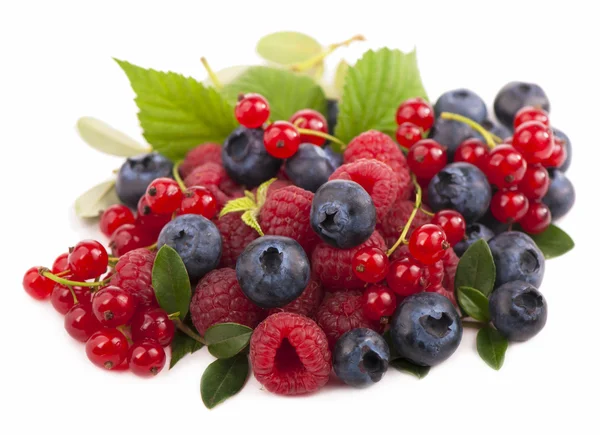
<box><xmin>2</xmin><ymin>1</ymin><xmax>599</xmax><ymax>434</ymax></box>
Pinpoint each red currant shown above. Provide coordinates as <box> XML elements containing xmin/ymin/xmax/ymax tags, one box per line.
<box><xmin>484</xmin><ymin>145</ymin><xmax>527</xmax><ymax>189</ymax></box>
<box><xmin>422</xmin><ymin>260</ymin><xmax>444</xmax><ymax>290</ymax></box>
<box><xmin>64</xmin><ymin>303</ymin><xmax>102</xmax><ymax>342</ymax></box>
<box><xmin>51</xmin><ymin>285</ymin><xmax>91</xmax><ymax>315</ymax></box>
<box><xmin>541</xmin><ymin>139</ymin><xmax>566</xmax><ymax>168</ymax></box>
<box><xmin>131</xmin><ymin>307</ymin><xmax>175</xmax><ymax>346</ymax></box>
<box><xmin>51</xmin><ymin>253</ymin><xmax>69</xmax><ymax>274</ymax></box>
<box><xmin>109</xmin><ymin>223</ymin><xmax>154</xmax><ymax>257</ymax></box>
<box><xmin>454</xmin><ymin>138</ymin><xmax>489</xmax><ymax>169</ymax></box>
<box><xmin>408</xmin><ymin>224</ymin><xmax>449</xmax><ymax>265</ymax></box>
<box><xmin>431</xmin><ymin>210</ymin><xmax>466</xmax><ymax>246</ymax></box>
<box><xmin>86</xmin><ymin>328</ymin><xmax>129</xmax><ymax>370</ymax></box>
<box><xmin>395</xmin><ymin>122</ymin><xmax>423</xmax><ymax>148</ymax></box>
<box><xmin>363</xmin><ymin>285</ymin><xmax>397</xmax><ymax>321</ymax></box>
<box><xmin>128</xmin><ymin>341</ymin><xmax>167</xmax><ymax>377</ymax></box>
<box><xmin>519</xmin><ymin>202</ymin><xmax>551</xmax><ymax>234</ymax></box>
<box><xmin>22</xmin><ymin>267</ymin><xmax>54</xmax><ymax>300</ymax></box>
<box><xmin>92</xmin><ymin>286</ymin><xmax>137</xmax><ymax>327</ymax></box>
<box><xmin>395</xmin><ymin>97</ymin><xmax>434</xmax><ymax>132</ymax></box>
<box><xmin>514</xmin><ymin>106</ymin><xmax>550</xmax><ymax>129</ymax></box>
<box><xmin>263</xmin><ymin>121</ymin><xmax>301</xmax><ymax>159</ymax></box>
<box><xmin>136</xmin><ymin>195</ymin><xmax>171</xmax><ymax>237</ymax></box>
<box><xmin>407</xmin><ymin>139</ymin><xmax>448</xmax><ymax>180</ymax></box>
<box><xmin>512</xmin><ymin>121</ymin><xmax>554</xmax><ymax>164</ymax></box>
<box><xmin>490</xmin><ymin>190</ymin><xmax>529</xmax><ymax>223</ymax></box>
<box><xmin>235</xmin><ymin>93</ymin><xmax>270</xmax><ymax>128</ymax></box>
<box><xmin>100</xmin><ymin>204</ymin><xmax>135</xmax><ymax>237</ymax></box>
<box><xmin>289</xmin><ymin>109</ymin><xmax>328</xmax><ymax>146</ymax></box>
<box><xmin>351</xmin><ymin>247</ymin><xmax>389</xmax><ymax>283</ymax></box>
<box><xmin>68</xmin><ymin>239</ymin><xmax>108</xmax><ymax>280</ymax></box>
<box><xmin>519</xmin><ymin>165</ymin><xmax>549</xmax><ymax>200</ymax></box>
<box><xmin>145</xmin><ymin>178</ymin><xmax>183</xmax><ymax>215</ymax></box>
<box><xmin>387</xmin><ymin>256</ymin><xmax>424</xmax><ymax>296</ymax></box>
<box><xmin>177</xmin><ymin>186</ymin><xmax>217</xmax><ymax>219</ymax></box>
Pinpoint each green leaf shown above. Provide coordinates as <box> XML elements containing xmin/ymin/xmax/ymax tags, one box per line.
<box><xmin>334</xmin><ymin>59</ymin><xmax>350</xmax><ymax>97</ymax></box>
<box><xmin>390</xmin><ymin>359</ymin><xmax>430</xmax><ymax>379</ymax></box>
<box><xmin>152</xmin><ymin>245</ymin><xmax>192</xmax><ymax>318</ymax></box>
<box><xmin>334</xmin><ymin>48</ymin><xmax>428</xmax><ymax>145</ymax></box>
<box><xmin>115</xmin><ymin>59</ymin><xmax>238</xmax><ymax>161</ymax></box>
<box><xmin>457</xmin><ymin>286</ymin><xmax>491</xmax><ymax>322</ymax></box>
<box><xmin>75</xmin><ymin>180</ymin><xmax>119</xmax><ymax>218</ymax></box>
<box><xmin>169</xmin><ymin>329</ymin><xmax>204</xmax><ymax>369</ymax></box>
<box><xmin>527</xmin><ymin>224</ymin><xmax>575</xmax><ymax>259</ymax></box>
<box><xmin>477</xmin><ymin>326</ymin><xmax>508</xmax><ymax>370</ymax></box>
<box><xmin>223</xmin><ymin>66</ymin><xmax>327</xmax><ymax>121</ymax></box>
<box><xmin>256</xmin><ymin>31</ymin><xmax>322</xmax><ymax>66</ymax></box>
<box><xmin>455</xmin><ymin>239</ymin><xmax>496</xmax><ymax>297</ymax></box>
<box><xmin>76</xmin><ymin>117</ymin><xmax>150</xmax><ymax>157</ymax></box>
<box><xmin>204</xmin><ymin>323</ymin><xmax>253</xmax><ymax>359</ymax></box>
<box><xmin>201</xmin><ymin>353</ymin><xmax>250</xmax><ymax>409</ymax></box>
<box><xmin>382</xmin><ymin>330</ymin><xmax>400</xmax><ymax>360</ymax></box>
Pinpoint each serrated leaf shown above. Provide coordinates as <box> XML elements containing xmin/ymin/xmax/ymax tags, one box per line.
<box><xmin>477</xmin><ymin>326</ymin><xmax>508</xmax><ymax>370</ymax></box>
<box><xmin>335</xmin><ymin>48</ymin><xmax>428</xmax><ymax>144</ymax></box>
<box><xmin>223</xmin><ymin>66</ymin><xmax>327</xmax><ymax>121</ymax></box>
<box><xmin>455</xmin><ymin>239</ymin><xmax>496</xmax><ymax>297</ymax></box>
<box><xmin>201</xmin><ymin>353</ymin><xmax>249</xmax><ymax>409</ymax></box>
<box><xmin>170</xmin><ymin>329</ymin><xmax>204</xmax><ymax>369</ymax></box>
<box><xmin>256</xmin><ymin>31</ymin><xmax>322</xmax><ymax>66</ymax></box>
<box><xmin>219</xmin><ymin>196</ymin><xmax>257</xmax><ymax>217</ymax></box>
<box><xmin>76</xmin><ymin>117</ymin><xmax>150</xmax><ymax>157</ymax></box>
<box><xmin>390</xmin><ymin>359</ymin><xmax>430</xmax><ymax>379</ymax></box>
<box><xmin>527</xmin><ymin>224</ymin><xmax>575</xmax><ymax>259</ymax></box>
<box><xmin>203</xmin><ymin>65</ymin><xmax>250</xmax><ymax>87</ymax></box>
<box><xmin>152</xmin><ymin>245</ymin><xmax>192</xmax><ymax>318</ymax></box>
<box><xmin>457</xmin><ymin>286</ymin><xmax>491</xmax><ymax>322</ymax></box>
<box><xmin>255</xmin><ymin>178</ymin><xmax>277</xmax><ymax>208</ymax></box>
<box><xmin>115</xmin><ymin>59</ymin><xmax>238</xmax><ymax>161</ymax></box>
<box><xmin>75</xmin><ymin>180</ymin><xmax>120</xmax><ymax>218</ymax></box>
<box><xmin>241</xmin><ymin>210</ymin><xmax>263</xmax><ymax>236</ymax></box>
<box><xmin>334</xmin><ymin>60</ymin><xmax>349</xmax><ymax>96</ymax></box>
<box><xmin>204</xmin><ymin>323</ymin><xmax>253</xmax><ymax>359</ymax></box>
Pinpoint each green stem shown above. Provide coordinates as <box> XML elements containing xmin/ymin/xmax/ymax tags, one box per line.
<box><xmin>290</xmin><ymin>34</ymin><xmax>365</xmax><ymax>72</ymax></box>
<box><xmin>420</xmin><ymin>207</ymin><xmax>435</xmax><ymax>217</ymax></box>
<box><xmin>173</xmin><ymin>319</ymin><xmax>206</xmax><ymax>345</ymax></box>
<box><xmin>66</xmin><ymin>285</ymin><xmax>78</xmax><ymax>304</ymax></box>
<box><xmin>40</xmin><ymin>269</ymin><xmax>109</xmax><ymax>288</ymax></box>
<box><xmin>386</xmin><ymin>174</ymin><xmax>422</xmax><ymax>257</ymax></box>
<box><xmin>297</xmin><ymin>128</ymin><xmax>345</xmax><ymax>148</ymax></box>
<box><xmin>173</xmin><ymin>160</ymin><xmax>186</xmax><ymax>191</ymax></box>
<box><xmin>55</xmin><ymin>270</ymin><xmax>71</xmax><ymax>277</ymax></box>
<box><xmin>440</xmin><ymin>112</ymin><xmax>497</xmax><ymax>148</ymax></box>
<box><xmin>200</xmin><ymin>57</ymin><xmax>223</xmax><ymax>90</ymax></box>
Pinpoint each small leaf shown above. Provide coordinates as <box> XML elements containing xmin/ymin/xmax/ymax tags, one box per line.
<box><xmin>75</xmin><ymin>180</ymin><xmax>120</xmax><ymax>218</ymax></box>
<box><xmin>255</xmin><ymin>178</ymin><xmax>277</xmax><ymax>208</ymax></box>
<box><xmin>477</xmin><ymin>326</ymin><xmax>508</xmax><ymax>370</ymax></box>
<box><xmin>256</xmin><ymin>31</ymin><xmax>322</xmax><ymax>66</ymax></box>
<box><xmin>204</xmin><ymin>323</ymin><xmax>253</xmax><ymax>359</ymax></box>
<box><xmin>219</xmin><ymin>196</ymin><xmax>257</xmax><ymax>217</ymax></box>
<box><xmin>390</xmin><ymin>359</ymin><xmax>430</xmax><ymax>379</ymax></box>
<box><xmin>455</xmin><ymin>239</ymin><xmax>496</xmax><ymax>297</ymax></box>
<box><xmin>527</xmin><ymin>224</ymin><xmax>575</xmax><ymax>259</ymax></box>
<box><xmin>241</xmin><ymin>210</ymin><xmax>263</xmax><ymax>236</ymax></box>
<box><xmin>170</xmin><ymin>329</ymin><xmax>204</xmax><ymax>369</ymax></box>
<box><xmin>152</xmin><ymin>245</ymin><xmax>192</xmax><ymax>318</ymax></box>
<box><xmin>457</xmin><ymin>286</ymin><xmax>491</xmax><ymax>322</ymax></box>
<box><xmin>76</xmin><ymin>117</ymin><xmax>150</xmax><ymax>157</ymax></box>
<box><xmin>334</xmin><ymin>60</ymin><xmax>349</xmax><ymax>96</ymax></box>
<box><xmin>201</xmin><ymin>353</ymin><xmax>250</xmax><ymax>409</ymax></box>
<box><xmin>203</xmin><ymin>65</ymin><xmax>250</xmax><ymax>87</ymax></box>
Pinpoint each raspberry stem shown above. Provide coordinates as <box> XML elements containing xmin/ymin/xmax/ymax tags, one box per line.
<box><xmin>440</xmin><ymin>112</ymin><xmax>499</xmax><ymax>148</ymax></box>
<box><xmin>289</xmin><ymin>34</ymin><xmax>365</xmax><ymax>73</ymax></box>
<box><xmin>39</xmin><ymin>268</ymin><xmax>110</xmax><ymax>288</ymax></box>
<box><xmin>296</xmin><ymin>128</ymin><xmax>345</xmax><ymax>148</ymax></box>
<box><xmin>173</xmin><ymin>318</ymin><xmax>206</xmax><ymax>345</ymax></box>
<box><xmin>386</xmin><ymin>174</ymin><xmax>422</xmax><ymax>257</ymax></box>
<box><xmin>200</xmin><ymin>57</ymin><xmax>223</xmax><ymax>90</ymax></box>
<box><xmin>172</xmin><ymin>161</ymin><xmax>187</xmax><ymax>191</ymax></box>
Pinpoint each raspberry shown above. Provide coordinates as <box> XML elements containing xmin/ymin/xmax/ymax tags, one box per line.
<box><xmin>268</xmin><ymin>275</ymin><xmax>324</xmax><ymax>318</ymax></box>
<box><xmin>110</xmin><ymin>248</ymin><xmax>156</xmax><ymax>306</ymax></box>
<box><xmin>311</xmin><ymin>230</ymin><xmax>386</xmax><ymax>291</ymax></box>
<box><xmin>259</xmin><ymin>186</ymin><xmax>319</xmax><ymax>253</ymax></box>
<box><xmin>184</xmin><ymin>162</ymin><xmax>240</xmax><ymax>208</ymax></box>
<box><xmin>189</xmin><ymin>268</ymin><xmax>266</xmax><ymax>335</ymax></box>
<box><xmin>214</xmin><ymin>212</ymin><xmax>259</xmax><ymax>268</ymax></box>
<box><xmin>316</xmin><ymin>291</ymin><xmax>380</xmax><ymax>349</ymax></box>
<box><xmin>377</xmin><ymin>198</ymin><xmax>432</xmax><ymax>249</ymax></box>
<box><xmin>329</xmin><ymin>159</ymin><xmax>400</xmax><ymax>222</ymax></box>
<box><xmin>178</xmin><ymin>143</ymin><xmax>222</xmax><ymax>179</ymax></box>
<box><xmin>250</xmin><ymin>312</ymin><xmax>331</xmax><ymax>395</ymax></box>
<box><xmin>426</xmin><ymin>285</ymin><xmax>458</xmax><ymax>308</ymax></box>
<box><xmin>442</xmin><ymin>248</ymin><xmax>459</xmax><ymax>292</ymax></box>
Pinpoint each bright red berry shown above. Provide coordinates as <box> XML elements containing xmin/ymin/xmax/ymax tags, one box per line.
<box><xmin>387</xmin><ymin>256</ymin><xmax>424</xmax><ymax>297</ymax></box>
<box><xmin>431</xmin><ymin>210</ymin><xmax>466</xmax><ymax>247</ymax></box>
<box><xmin>51</xmin><ymin>285</ymin><xmax>91</xmax><ymax>315</ymax></box>
<box><xmin>128</xmin><ymin>341</ymin><xmax>166</xmax><ymax>377</ymax></box>
<box><xmin>541</xmin><ymin>140</ymin><xmax>567</xmax><ymax>168</ymax></box>
<box><xmin>68</xmin><ymin>239</ymin><xmax>108</xmax><ymax>280</ymax></box>
<box><xmin>109</xmin><ymin>223</ymin><xmax>154</xmax><ymax>257</ymax></box>
<box><xmin>131</xmin><ymin>307</ymin><xmax>175</xmax><ymax>346</ymax></box>
<box><xmin>519</xmin><ymin>165</ymin><xmax>550</xmax><ymax>200</ymax></box>
<box><xmin>92</xmin><ymin>286</ymin><xmax>137</xmax><ymax>327</ymax></box>
<box><xmin>514</xmin><ymin>106</ymin><xmax>550</xmax><ymax>129</ymax></box>
<box><xmin>64</xmin><ymin>303</ymin><xmax>102</xmax><ymax>342</ymax></box>
<box><xmin>396</xmin><ymin>97</ymin><xmax>434</xmax><ymax>132</ymax></box>
<box><xmin>51</xmin><ymin>253</ymin><xmax>69</xmax><ymax>274</ymax></box>
<box><xmin>490</xmin><ymin>190</ymin><xmax>529</xmax><ymax>223</ymax></box>
<box><xmin>512</xmin><ymin>121</ymin><xmax>554</xmax><ymax>164</ymax></box>
<box><xmin>263</xmin><ymin>121</ymin><xmax>301</xmax><ymax>159</ymax></box>
<box><xmin>289</xmin><ymin>109</ymin><xmax>328</xmax><ymax>146</ymax></box>
<box><xmin>454</xmin><ymin>138</ymin><xmax>489</xmax><ymax>169</ymax></box>
<box><xmin>408</xmin><ymin>224</ymin><xmax>449</xmax><ymax>265</ymax></box>
<box><xmin>484</xmin><ymin>145</ymin><xmax>527</xmax><ymax>189</ymax></box>
<box><xmin>235</xmin><ymin>93</ymin><xmax>270</xmax><ymax>128</ymax></box>
<box><xmin>407</xmin><ymin>139</ymin><xmax>448</xmax><ymax>180</ymax></box>
<box><xmin>177</xmin><ymin>186</ymin><xmax>217</xmax><ymax>219</ymax></box>
<box><xmin>395</xmin><ymin>122</ymin><xmax>423</xmax><ymax>148</ymax></box>
<box><xmin>351</xmin><ymin>247</ymin><xmax>389</xmax><ymax>283</ymax></box>
<box><xmin>519</xmin><ymin>202</ymin><xmax>551</xmax><ymax>234</ymax></box>
<box><xmin>100</xmin><ymin>204</ymin><xmax>135</xmax><ymax>237</ymax></box>
<box><xmin>363</xmin><ymin>285</ymin><xmax>397</xmax><ymax>321</ymax></box>
<box><xmin>85</xmin><ymin>328</ymin><xmax>129</xmax><ymax>370</ymax></box>
<box><xmin>22</xmin><ymin>267</ymin><xmax>54</xmax><ymax>300</ymax></box>
<box><xmin>136</xmin><ymin>195</ymin><xmax>171</xmax><ymax>237</ymax></box>
<box><xmin>145</xmin><ymin>178</ymin><xmax>183</xmax><ymax>215</ymax></box>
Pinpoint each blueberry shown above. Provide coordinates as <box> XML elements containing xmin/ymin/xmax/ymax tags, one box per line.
<box><xmin>429</xmin><ymin>118</ymin><xmax>484</xmax><ymax>160</ymax></box>
<box><xmin>453</xmin><ymin>223</ymin><xmax>495</xmax><ymax>257</ymax></box>
<box><xmin>333</xmin><ymin>328</ymin><xmax>390</xmax><ymax>388</ymax></box>
<box><xmin>236</xmin><ymin>236</ymin><xmax>310</xmax><ymax>309</ymax></box>
<box><xmin>310</xmin><ymin>180</ymin><xmax>376</xmax><ymax>249</ymax></box>
<box><xmin>326</xmin><ymin>99</ymin><xmax>339</xmax><ymax>134</ymax></box>
<box><xmin>477</xmin><ymin>209</ymin><xmax>511</xmax><ymax>235</ymax></box>
<box><xmin>481</xmin><ymin>119</ymin><xmax>512</xmax><ymax>141</ymax></box>
<box><xmin>488</xmin><ymin>231</ymin><xmax>545</xmax><ymax>289</ymax></box>
<box><xmin>157</xmin><ymin>215</ymin><xmax>222</xmax><ymax>282</ymax></box>
<box><xmin>284</xmin><ymin>144</ymin><xmax>336</xmax><ymax>192</ymax></box>
<box><xmin>434</xmin><ymin>88</ymin><xmax>488</xmax><ymax>123</ymax></box>
<box><xmin>222</xmin><ymin>126</ymin><xmax>282</xmax><ymax>188</ymax></box>
<box><xmin>489</xmin><ymin>281</ymin><xmax>547</xmax><ymax>342</ymax></box>
<box><xmin>390</xmin><ymin>292</ymin><xmax>462</xmax><ymax>367</ymax></box>
<box><xmin>493</xmin><ymin>81</ymin><xmax>550</xmax><ymax>127</ymax></box>
<box><xmin>115</xmin><ymin>152</ymin><xmax>173</xmax><ymax>208</ymax></box>
<box><xmin>543</xmin><ymin>169</ymin><xmax>575</xmax><ymax>220</ymax></box>
<box><xmin>323</xmin><ymin>144</ymin><xmax>344</xmax><ymax>169</ymax></box>
<box><xmin>427</xmin><ymin>162</ymin><xmax>492</xmax><ymax>223</ymax></box>
<box><xmin>552</xmin><ymin>128</ymin><xmax>572</xmax><ymax>172</ymax></box>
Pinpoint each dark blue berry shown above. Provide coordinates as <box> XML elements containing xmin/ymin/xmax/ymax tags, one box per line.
<box><xmin>481</xmin><ymin>119</ymin><xmax>512</xmax><ymax>141</ymax></box>
<box><xmin>115</xmin><ymin>152</ymin><xmax>173</xmax><ymax>208</ymax></box>
<box><xmin>434</xmin><ymin>88</ymin><xmax>487</xmax><ymax>123</ymax></box>
<box><xmin>236</xmin><ymin>236</ymin><xmax>310</xmax><ymax>309</ymax></box>
<box><xmin>429</xmin><ymin>118</ymin><xmax>483</xmax><ymax>160</ymax></box>
<box><xmin>543</xmin><ymin>169</ymin><xmax>575</xmax><ymax>220</ymax></box>
<box><xmin>326</xmin><ymin>99</ymin><xmax>339</xmax><ymax>134</ymax></box>
<box><xmin>488</xmin><ymin>231</ymin><xmax>545</xmax><ymax>289</ymax></box>
<box><xmin>333</xmin><ymin>328</ymin><xmax>390</xmax><ymax>388</ymax></box>
<box><xmin>453</xmin><ymin>223</ymin><xmax>495</xmax><ymax>257</ymax></box>
<box><xmin>477</xmin><ymin>209</ymin><xmax>511</xmax><ymax>235</ymax></box>
<box><xmin>284</xmin><ymin>143</ymin><xmax>336</xmax><ymax>193</ymax></box>
<box><xmin>493</xmin><ymin>81</ymin><xmax>550</xmax><ymax>127</ymax></box>
<box><xmin>157</xmin><ymin>215</ymin><xmax>222</xmax><ymax>282</ymax></box>
<box><xmin>390</xmin><ymin>292</ymin><xmax>462</xmax><ymax>367</ymax></box>
<box><xmin>310</xmin><ymin>180</ymin><xmax>376</xmax><ymax>249</ymax></box>
<box><xmin>552</xmin><ymin>128</ymin><xmax>572</xmax><ymax>172</ymax></box>
<box><xmin>222</xmin><ymin>126</ymin><xmax>282</xmax><ymax>188</ymax></box>
<box><xmin>489</xmin><ymin>281</ymin><xmax>547</xmax><ymax>342</ymax></box>
<box><xmin>427</xmin><ymin>162</ymin><xmax>492</xmax><ymax>223</ymax></box>
<box><xmin>323</xmin><ymin>144</ymin><xmax>343</xmax><ymax>169</ymax></box>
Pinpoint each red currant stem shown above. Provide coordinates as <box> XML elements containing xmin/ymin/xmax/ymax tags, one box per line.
<box><xmin>66</xmin><ymin>285</ymin><xmax>79</xmax><ymax>304</ymax></box>
<box><xmin>289</xmin><ymin>34</ymin><xmax>365</xmax><ymax>72</ymax></box>
<box><xmin>386</xmin><ymin>174</ymin><xmax>422</xmax><ymax>257</ymax></box>
<box><xmin>200</xmin><ymin>57</ymin><xmax>223</xmax><ymax>90</ymax></box>
<box><xmin>440</xmin><ymin>112</ymin><xmax>496</xmax><ymax>148</ymax></box>
<box><xmin>172</xmin><ymin>160</ymin><xmax>187</xmax><ymax>192</ymax></box>
<box><xmin>419</xmin><ymin>207</ymin><xmax>435</xmax><ymax>217</ymax></box>
<box><xmin>398</xmin><ymin>145</ymin><xmax>410</xmax><ymax>153</ymax></box>
<box><xmin>296</xmin><ymin>128</ymin><xmax>345</xmax><ymax>148</ymax></box>
<box><xmin>39</xmin><ymin>268</ymin><xmax>109</xmax><ymax>288</ymax></box>
<box><xmin>293</xmin><ymin>117</ymin><xmax>305</xmax><ymax>127</ymax></box>
<box><xmin>117</xmin><ymin>325</ymin><xmax>133</xmax><ymax>344</ymax></box>
<box><xmin>145</xmin><ymin>242</ymin><xmax>158</xmax><ymax>251</ymax></box>
<box><xmin>173</xmin><ymin>318</ymin><xmax>206</xmax><ymax>345</ymax></box>
<box><xmin>167</xmin><ymin>312</ymin><xmax>180</xmax><ymax>320</ymax></box>
<box><xmin>55</xmin><ymin>269</ymin><xmax>71</xmax><ymax>277</ymax></box>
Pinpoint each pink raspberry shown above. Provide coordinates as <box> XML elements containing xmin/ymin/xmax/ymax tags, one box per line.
<box><xmin>110</xmin><ymin>248</ymin><xmax>156</xmax><ymax>306</ymax></box>
<box><xmin>378</xmin><ymin>198</ymin><xmax>432</xmax><ymax>249</ymax></box>
<box><xmin>250</xmin><ymin>312</ymin><xmax>331</xmax><ymax>395</ymax></box>
<box><xmin>311</xmin><ymin>230</ymin><xmax>386</xmax><ymax>291</ymax></box>
<box><xmin>442</xmin><ymin>248</ymin><xmax>459</xmax><ymax>292</ymax></box>
<box><xmin>189</xmin><ymin>268</ymin><xmax>266</xmax><ymax>335</ymax></box>
<box><xmin>268</xmin><ymin>275</ymin><xmax>324</xmax><ymax>318</ymax></box>
<box><xmin>214</xmin><ymin>212</ymin><xmax>259</xmax><ymax>268</ymax></box>
<box><xmin>184</xmin><ymin>162</ymin><xmax>241</xmax><ymax>209</ymax></box>
<box><xmin>178</xmin><ymin>143</ymin><xmax>222</xmax><ymax>179</ymax></box>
